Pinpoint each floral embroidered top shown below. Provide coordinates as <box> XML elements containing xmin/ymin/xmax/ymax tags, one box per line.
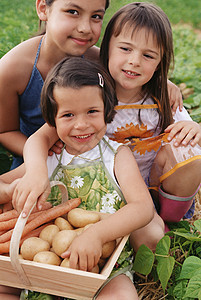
<box><xmin>47</xmin><ymin>136</ymin><xmax>126</xmax><ymax>213</ymax></box>
<box><xmin>106</xmin><ymin>97</ymin><xmax>193</xmax><ymax>185</ymax></box>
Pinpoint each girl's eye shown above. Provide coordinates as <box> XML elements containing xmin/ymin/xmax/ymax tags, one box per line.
<box><xmin>144</xmin><ymin>54</ymin><xmax>154</xmax><ymax>59</ymax></box>
<box><xmin>66</xmin><ymin>9</ymin><xmax>79</xmax><ymax>15</ymax></box>
<box><xmin>120</xmin><ymin>47</ymin><xmax>130</xmax><ymax>52</ymax></box>
<box><xmin>64</xmin><ymin>113</ymin><xmax>73</xmax><ymax>118</ymax></box>
<box><xmin>88</xmin><ymin>109</ymin><xmax>98</xmax><ymax>114</ymax></box>
<box><xmin>92</xmin><ymin>14</ymin><xmax>103</xmax><ymax>20</ymax></box>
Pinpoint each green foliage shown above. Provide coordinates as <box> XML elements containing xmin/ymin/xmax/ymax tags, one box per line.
<box><xmin>133</xmin><ymin>220</ymin><xmax>201</xmax><ymax>298</ymax></box>
<box><xmin>170</xmin><ymin>26</ymin><xmax>201</xmax><ymax>122</ymax></box>
<box><xmin>0</xmin><ymin>145</ymin><xmax>12</xmax><ymax>175</ymax></box>
<box><xmin>0</xmin><ymin>0</ymin><xmax>38</xmax><ymax>58</ymax></box>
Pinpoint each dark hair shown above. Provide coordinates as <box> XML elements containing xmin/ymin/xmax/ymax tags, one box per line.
<box><xmin>100</xmin><ymin>2</ymin><xmax>174</xmax><ymax>132</ymax></box>
<box><xmin>38</xmin><ymin>0</ymin><xmax>110</xmax><ymax>34</ymax></box>
<box><xmin>41</xmin><ymin>57</ymin><xmax>117</xmax><ymax>127</ymax></box>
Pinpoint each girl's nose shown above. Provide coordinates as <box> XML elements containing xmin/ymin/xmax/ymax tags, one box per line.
<box><xmin>74</xmin><ymin>116</ymin><xmax>89</xmax><ymax>129</ymax></box>
<box><xmin>128</xmin><ymin>52</ymin><xmax>141</xmax><ymax>67</ymax></box>
<box><xmin>77</xmin><ymin>18</ymin><xmax>91</xmax><ymax>34</ymax></box>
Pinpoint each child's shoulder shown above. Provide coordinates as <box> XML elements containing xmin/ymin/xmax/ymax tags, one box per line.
<box><xmin>0</xmin><ymin>36</ymin><xmax>43</xmax><ymax>93</ymax></box>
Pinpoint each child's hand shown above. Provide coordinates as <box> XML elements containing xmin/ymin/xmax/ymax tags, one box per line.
<box><xmin>167</xmin><ymin>80</ymin><xmax>183</xmax><ymax>115</ymax></box>
<box><xmin>48</xmin><ymin>139</ymin><xmax>64</xmax><ymax>156</ymax></box>
<box><xmin>12</xmin><ymin>173</ymin><xmax>51</xmax><ymax>217</ymax></box>
<box><xmin>61</xmin><ymin>229</ymin><xmax>102</xmax><ymax>271</ymax></box>
<box><xmin>0</xmin><ymin>178</ymin><xmax>20</xmax><ymax>205</ymax></box>
<box><xmin>165</xmin><ymin>120</ymin><xmax>201</xmax><ymax>147</ymax></box>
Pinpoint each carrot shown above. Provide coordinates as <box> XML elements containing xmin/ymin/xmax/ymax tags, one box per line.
<box><xmin>0</xmin><ymin>210</ymin><xmax>19</xmax><ymax>222</ymax></box>
<box><xmin>20</xmin><ymin>198</ymin><xmax>81</xmax><ymax>239</ymax></box>
<box><xmin>0</xmin><ymin>198</ymin><xmax>81</xmax><ymax>244</ymax></box>
<box><xmin>0</xmin><ymin>201</ymin><xmax>52</xmax><ymax>222</ymax></box>
<box><xmin>0</xmin><ymin>223</ymin><xmax>53</xmax><ymax>255</ymax></box>
<box><xmin>0</xmin><ymin>210</ymin><xmax>44</xmax><ymax>231</ymax></box>
<box><xmin>0</xmin><ymin>230</ymin><xmax>6</xmax><ymax>236</ymax></box>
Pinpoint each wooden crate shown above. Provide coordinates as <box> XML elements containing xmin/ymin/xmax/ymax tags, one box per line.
<box><xmin>0</xmin><ymin>235</ymin><xmax>128</xmax><ymax>299</ymax></box>
<box><xmin>0</xmin><ymin>181</ymin><xmax>129</xmax><ymax>299</ymax></box>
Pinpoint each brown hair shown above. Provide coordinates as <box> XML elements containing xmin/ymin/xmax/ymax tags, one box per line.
<box><xmin>41</xmin><ymin>57</ymin><xmax>117</xmax><ymax>127</ymax></box>
<box><xmin>38</xmin><ymin>0</ymin><xmax>110</xmax><ymax>34</ymax></box>
<box><xmin>100</xmin><ymin>2</ymin><xmax>174</xmax><ymax>132</ymax></box>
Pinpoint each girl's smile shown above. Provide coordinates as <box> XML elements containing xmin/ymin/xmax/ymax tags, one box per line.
<box><xmin>54</xmin><ymin>85</ymin><xmax>107</xmax><ymax>155</ymax></box>
<box><xmin>108</xmin><ymin>26</ymin><xmax>161</xmax><ymax>103</ymax></box>
<box><xmin>43</xmin><ymin>0</ymin><xmax>106</xmax><ymax>57</ymax></box>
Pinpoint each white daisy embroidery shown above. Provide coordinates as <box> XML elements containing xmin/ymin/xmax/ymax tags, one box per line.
<box><xmin>100</xmin><ymin>193</ymin><xmax>116</xmax><ymax>214</ymax></box>
<box><xmin>70</xmin><ymin>176</ymin><xmax>84</xmax><ymax>189</ymax></box>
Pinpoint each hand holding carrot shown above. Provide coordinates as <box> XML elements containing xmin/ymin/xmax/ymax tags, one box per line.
<box><xmin>12</xmin><ymin>171</ymin><xmax>51</xmax><ymax>217</ymax></box>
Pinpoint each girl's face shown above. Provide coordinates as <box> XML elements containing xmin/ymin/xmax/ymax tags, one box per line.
<box><xmin>43</xmin><ymin>0</ymin><xmax>106</xmax><ymax>57</ymax></box>
<box><xmin>54</xmin><ymin>85</ymin><xmax>107</xmax><ymax>155</ymax></box>
<box><xmin>108</xmin><ymin>26</ymin><xmax>161</xmax><ymax>102</ymax></box>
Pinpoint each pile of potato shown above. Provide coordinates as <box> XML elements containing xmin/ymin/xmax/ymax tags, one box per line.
<box><xmin>20</xmin><ymin>208</ymin><xmax>117</xmax><ymax>273</ymax></box>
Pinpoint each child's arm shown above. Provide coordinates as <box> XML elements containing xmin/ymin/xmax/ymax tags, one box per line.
<box><xmin>12</xmin><ymin>124</ymin><xmax>59</xmax><ymax>216</ymax></box>
<box><xmin>62</xmin><ymin>146</ymin><xmax>154</xmax><ymax>271</ymax></box>
<box><xmin>167</xmin><ymin>79</ymin><xmax>183</xmax><ymax>115</ymax></box>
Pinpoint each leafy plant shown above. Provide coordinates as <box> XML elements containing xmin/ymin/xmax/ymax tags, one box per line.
<box><xmin>133</xmin><ymin>220</ymin><xmax>201</xmax><ymax>299</ymax></box>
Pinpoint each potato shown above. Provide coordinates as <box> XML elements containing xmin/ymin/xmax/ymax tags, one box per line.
<box><xmin>33</xmin><ymin>251</ymin><xmax>61</xmax><ymax>266</ymax></box>
<box><xmin>60</xmin><ymin>258</ymin><xmax>99</xmax><ymax>273</ymax></box>
<box><xmin>60</xmin><ymin>258</ymin><xmax>70</xmax><ymax>268</ymax></box>
<box><xmin>91</xmin><ymin>264</ymin><xmax>99</xmax><ymax>273</ymax></box>
<box><xmin>20</xmin><ymin>237</ymin><xmax>50</xmax><ymax>260</ymax></box>
<box><xmin>74</xmin><ymin>227</ymin><xmax>84</xmax><ymax>235</ymax></box>
<box><xmin>52</xmin><ymin>230</ymin><xmax>77</xmax><ymax>256</ymax></box>
<box><xmin>54</xmin><ymin>217</ymin><xmax>74</xmax><ymax>230</ymax></box>
<box><xmin>39</xmin><ymin>224</ymin><xmax>60</xmax><ymax>246</ymax></box>
<box><xmin>101</xmin><ymin>240</ymin><xmax>116</xmax><ymax>259</ymax></box>
<box><xmin>68</xmin><ymin>208</ymin><xmax>100</xmax><ymax>228</ymax></box>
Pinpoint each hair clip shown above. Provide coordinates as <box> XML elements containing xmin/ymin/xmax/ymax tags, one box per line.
<box><xmin>98</xmin><ymin>73</ymin><xmax>104</xmax><ymax>87</ymax></box>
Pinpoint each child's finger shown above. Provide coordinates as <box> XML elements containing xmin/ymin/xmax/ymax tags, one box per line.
<box><xmin>78</xmin><ymin>253</ymin><xmax>88</xmax><ymax>271</ymax></box>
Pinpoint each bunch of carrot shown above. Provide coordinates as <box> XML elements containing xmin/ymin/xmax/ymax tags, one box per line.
<box><xmin>0</xmin><ymin>198</ymin><xmax>81</xmax><ymax>255</ymax></box>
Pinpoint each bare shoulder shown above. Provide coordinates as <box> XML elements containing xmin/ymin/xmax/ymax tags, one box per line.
<box><xmin>85</xmin><ymin>46</ymin><xmax>100</xmax><ymax>62</ymax></box>
<box><xmin>0</xmin><ymin>36</ymin><xmax>42</xmax><ymax>94</ymax></box>
<box><xmin>116</xmin><ymin>145</ymin><xmax>136</xmax><ymax>164</ymax></box>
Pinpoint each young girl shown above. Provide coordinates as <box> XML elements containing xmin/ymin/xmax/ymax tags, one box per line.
<box><xmin>99</xmin><ymin>2</ymin><xmax>201</xmax><ymax>241</ymax></box>
<box><xmin>0</xmin><ymin>0</ymin><xmax>182</xmax><ymax>170</ymax></box>
<box><xmin>0</xmin><ymin>0</ymin><xmax>109</xmax><ymax>169</ymax></box>
<box><xmin>0</xmin><ymin>57</ymin><xmax>154</xmax><ymax>299</ymax></box>
<box><xmin>11</xmin><ymin>2</ymin><xmax>201</xmax><ymax>245</ymax></box>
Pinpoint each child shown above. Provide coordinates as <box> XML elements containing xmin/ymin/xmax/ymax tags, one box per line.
<box><xmin>12</xmin><ymin>2</ymin><xmax>201</xmax><ymax>247</ymax></box>
<box><xmin>0</xmin><ymin>0</ymin><xmax>110</xmax><ymax>169</ymax></box>
<box><xmin>99</xmin><ymin>2</ymin><xmax>201</xmax><ymax>242</ymax></box>
<box><xmin>0</xmin><ymin>57</ymin><xmax>154</xmax><ymax>299</ymax></box>
<box><xmin>0</xmin><ymin>0</ymin><xmax>182</xmax><ymax>170</ymax></box>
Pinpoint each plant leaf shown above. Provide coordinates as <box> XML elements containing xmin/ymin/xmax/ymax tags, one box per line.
<box><xmin>133</xmin><ymin>244</ymin><xmax>154</xmax><ymax>275</ymax></box>
<box><xmin>179</xmin><ymin>256</ymin><xmax>201</xmax><ymax>280</ymax></box>
<box><xmin>184</xmin><ymin>273</ymin><xmax>201</xmax><ymax>299</ymax></box>
<box><xmin>194</xmin><ymin>220</ymin><xmax>201</xmax><ymax>233</ymax></box>
<box><xmin>173</xmin><ymin>232</ymin><xmax>201</xmax><ymax>241</ymax></box>
<box><xmin>157</xmin><ymin>256</ymin><xmax>175</xmax><ymax>292</ymax></box>
<box><xmin>155</xmin><ymin>235</ymin><xmax>170</xmax><ymax>257</ymax></box>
